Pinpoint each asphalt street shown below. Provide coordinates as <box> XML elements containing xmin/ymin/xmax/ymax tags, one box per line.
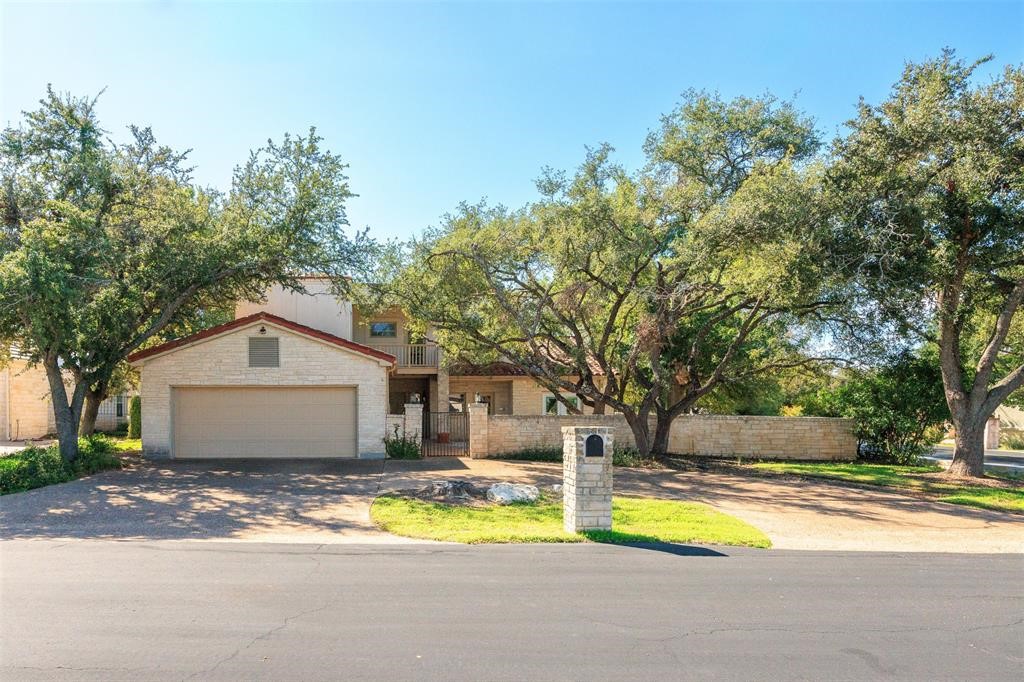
<box><xmin>928</xmin><ymin>446</ymin><xmax>1024</xmax><ymax>474</ymax></box>
<box><xmin>1</xmin><ymin>540</ymin><xmax>1021</xmax><ymax>681</ymax></box>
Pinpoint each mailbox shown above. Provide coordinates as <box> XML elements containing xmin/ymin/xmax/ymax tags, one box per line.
<box><xmin>562</xmin><ymin>426</ymin><xmax>614</xmax><ymax>532</ymax></box>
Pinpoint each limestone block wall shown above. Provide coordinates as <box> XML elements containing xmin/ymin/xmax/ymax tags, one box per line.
<box><xmin>478</xmin><ymin>413</ymin><xmax>857</xmax><ymax>460</ymax></box>
<box><xmin>485</xmin><ymin>414</ymin><xmax>638</xmax><ymax>456</ymax></box>
<box><xmin>668</xmin><ymin>415</ymin><xmax>857</xmax><ymax>460</ymax></box>
<box><xmin>135</xmin><ymin>320</ymin><xmax>391</xmax><ymax>458</ymax></box>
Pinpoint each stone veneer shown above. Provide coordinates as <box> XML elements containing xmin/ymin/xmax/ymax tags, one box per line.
<box><xmin>479</xmin><ymin>413</ymin><xmax>857</xmax><ymax>460</ymax></box>
<box><xmin>1</xmin><ymin>360</ymin><xmax>53</xmax><ymax>440</ymax></box>
<box><xmin>562</xmin><ymin>426</ymin><xmax>614</xmax><ymax>532</ymax></box>
<box><xmin>134</xmin><ymin>320</ymin><xmax>392</xmax><ymax>458</ymax></box>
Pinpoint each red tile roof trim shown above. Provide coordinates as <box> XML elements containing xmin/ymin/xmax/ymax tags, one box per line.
<box><xmin>127</xmin><ymin>312</ymin><xmax>397</xmax><ymax>364</ymax></box>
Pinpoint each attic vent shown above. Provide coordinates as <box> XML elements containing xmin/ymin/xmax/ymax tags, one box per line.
<box><xmin>248</xmin><ymin>337</ymin><xmax>280</xmax><ymax>367</ymax></box>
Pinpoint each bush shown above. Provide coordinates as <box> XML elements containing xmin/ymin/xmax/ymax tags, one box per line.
<box><xmin>0</xmin><ymin>436</ymin><xmax>122</xmax><ymax>495</ymax></box>
<box><xmin>1002</xmin><ymin>433</ymin><xmax>1024</xmax><ymax>451</ymax></box>
<box><xmin>383</xmin><ymin>426</ymin><xmax>421</xmax><ymax>459</ymax></box>
<box><xmin>493</xmin><ymin>448</ymin><xmax>563</xmax><ymax>462</ymax></box>
<box><xmin>612</xmin><ymin>446</ymin><xmax>658</xmax><ymax>467</ymax></box>
<box><xmin>495</xmin><ymin>446</ymin><xmax>655</xmax><ymax>467</ymax></box>
<box><xmin>801</xmin><ymin>354</ymin><xmax>947</xmax><ymax>465</ymax></box>
<box><xmin>128</xmin><ymin>396</ymin><xmax>142</xmax><ymax>439</ymax></box>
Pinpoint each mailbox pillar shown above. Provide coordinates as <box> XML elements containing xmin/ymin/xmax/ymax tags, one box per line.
<box><xmin>562</xmin><ymin>426</ymin><xmax>614</xmax><ymax>532</ymax></box>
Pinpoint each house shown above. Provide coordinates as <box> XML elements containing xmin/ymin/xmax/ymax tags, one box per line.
<box><xmin>1</xmin><ymin>356</ymin><xmax>131</xmax><ymax>441</ymax></box>
<box><xmin>128</xmin><ymin>279</ymin><xmax>596</xmax><ymax>459</ymax></box>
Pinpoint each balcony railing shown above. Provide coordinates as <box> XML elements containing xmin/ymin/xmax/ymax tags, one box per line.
<box><xmin>370</xmin><ymin>343</ymin><xmax>439</xmax><ymax>368</ymax></box>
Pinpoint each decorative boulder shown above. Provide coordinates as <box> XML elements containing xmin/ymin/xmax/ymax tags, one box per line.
<box><xmin>486</xmin><ymin>482</ymin><xmax>540</xmax><ymax>505</ymax></box>
<box><xmin>417</xmin><ymin>480</ymin><xmax>483</xmax><ymax>501</ymax></box>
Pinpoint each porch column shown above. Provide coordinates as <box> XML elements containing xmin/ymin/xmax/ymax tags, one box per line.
<box><xmin>403</xmin><ymin>403</ymin><xmax>423</xmax><ymax>445</ymax></box>
<box><xmin>467</xmin><ymin>402</ymin><xmax>489</xmax><ymax>459</ymax></box>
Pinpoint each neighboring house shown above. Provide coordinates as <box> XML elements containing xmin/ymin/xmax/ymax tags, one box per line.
<box><xmin>0</xmin><ymin>357</ymin><xmax>130</xmax><ymax>441</ymax></box>
<box><xmin>0</xmin><ymin>358</ymin><xmax>51</xmax><ymax>441</ymax></box>
<box><xmin>128</xmin><ymin>279</ymin><xmax>599</xmax><ymax>459</ymax></box>
<box><xmin>993</xmin><ymin>404</ymin><xmax>1024</xmax><ymax>446</ymax></box>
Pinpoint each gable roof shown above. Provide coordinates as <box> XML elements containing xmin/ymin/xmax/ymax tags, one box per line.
<box><xmin>127</xmin><ymin>312</ymin><xmax>396</xmax><ymax>365</ymax></box>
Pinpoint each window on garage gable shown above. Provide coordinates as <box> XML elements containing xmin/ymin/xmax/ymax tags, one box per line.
<box><xmin>248</xmin><ymin>337</ymin><xmax>280</xmax><ymax>367</ymax></box>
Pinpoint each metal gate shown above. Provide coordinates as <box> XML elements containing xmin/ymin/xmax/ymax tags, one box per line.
<box><xmin>421</xmin><ymin>411</ymin><xmax>469</xmax><ymax>457</ymax></box>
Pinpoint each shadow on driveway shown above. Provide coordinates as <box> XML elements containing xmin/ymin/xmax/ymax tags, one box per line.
<box><xmin>0</xmin><ymin>459</ymin><xmax>394</xmax><ymax>542</ymax></box>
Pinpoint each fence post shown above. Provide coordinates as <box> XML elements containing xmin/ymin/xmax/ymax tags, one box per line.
<box><xmin>467</xmin><ymin>402</ymin><xmax>489</xmax><ymax>459</ymax></box>
<box><xmin>403</xmin><ymin>403</ymin><xmax>424</xmax><ymax>445</ymax></box>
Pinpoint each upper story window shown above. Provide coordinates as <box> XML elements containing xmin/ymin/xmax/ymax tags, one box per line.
<box><xmin>248</xmin><ymin>337</ymin><xmax>280</xmax><ymax>367</ymax></box>
<box><xmin>369</xmin><ymin>321</ymin><xmax>398</xmax><ymax>338</ymax></box>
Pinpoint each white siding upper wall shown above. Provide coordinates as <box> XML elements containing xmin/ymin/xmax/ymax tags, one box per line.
<box><xmin>136</xmin><ymin>321</ymin><xmax>389</xmax><ymax>458</ymax></box>
<box><xmin>235</xmin><ymin>280</ymin><xmax>353</xmax><ymax>340</ymax></box>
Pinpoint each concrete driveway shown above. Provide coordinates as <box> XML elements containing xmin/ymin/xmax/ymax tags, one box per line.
<box><xmin>1</xmin><ymin>458</ymin><xmax>1021</xmax><ymax>551</ymax></box>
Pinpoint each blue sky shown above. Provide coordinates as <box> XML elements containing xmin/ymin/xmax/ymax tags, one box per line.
<box><xmin>2</xmin><ymin>1</ymin><xmax>1021</xmax><ymax>241</ymax></box>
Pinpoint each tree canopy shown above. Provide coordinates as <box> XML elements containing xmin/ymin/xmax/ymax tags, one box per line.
<box><xmin>0</xmin><ymin>87</ymin><xmax>371</xmax><ymax>459</ymax></box>
<box><xmin>828</xmin><ymin>51</ymin><xmax>1023</xmax><ymax>475</ymax></box>
<box><xmin>393</xmin><ymin>92</ymin><xmax>840</xmax><ymax>454</ymax></box>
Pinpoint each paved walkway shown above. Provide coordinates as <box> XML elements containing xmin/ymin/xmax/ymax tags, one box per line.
<box><xmin>1</xmin><ymin>458</ymin><xmax>1020</xmax><ymax>552</ymax></box>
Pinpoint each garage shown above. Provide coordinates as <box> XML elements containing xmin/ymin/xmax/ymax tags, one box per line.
<box><xmin>129</xmin><ymin>312</ymin><xmax>396</xmax><ymax>459</ymax></box>
<box><xmin>173</xmin><ymin>386</ymin><xmax>358</xmax><ymax>458</ymax></box>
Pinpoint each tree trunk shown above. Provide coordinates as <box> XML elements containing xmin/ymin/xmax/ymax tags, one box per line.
<box><xmin>947</xmin><ymin>417</ymin><xmax>986</xmax><ymax>478</ymax></box>
<box><xmin>623</xmin><ymin>411</ymin><xmax>652</xmax><ymax>456</ymax></box>
<box><xmin>651</xmin><ymin>412</ymin><xmax>674</xmax><ymax>455</ymax></box>
<box><xmin>79</xmin><ymin>389</ymin><xmax>102</xmax><ymax>436</ymax></box>
<box><xmin>42</xmin><ymin>353</ymin><xmax>86</xmax><ymax>463</ymax></box>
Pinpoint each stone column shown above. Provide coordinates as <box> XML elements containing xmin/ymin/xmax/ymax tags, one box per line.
<box><xmin>467</xmin><ymin>402</ymin><xmax>489</xmax><ymax>459</ymax></box>
<box><xmin>562</xmin><ymin>426</ymin><xmax>613</xmax><ymax>532</ymax></box>
<box><xmin>985</xmin><ymin>416</ymin><xmax>1000</xmax><ymax>450</ymax></box>
<box><xmin>403</xmin><ymin>403</ymin><xmax>423</xmax><ymax>445</ymax></box>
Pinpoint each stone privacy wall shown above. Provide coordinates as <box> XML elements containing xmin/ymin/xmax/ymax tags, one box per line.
<box><xmin>485</xmin><ymin>414</ymin><xmax>639</xmax><ymax>456</ymax></box>
<box><xmin>479</xmin><ymin>413</ymin><xmax>857</xmax><ymax>460</ymax></box>
<box><xmin>667</xmin><ymin>415</ymin><xmax>857</xmax><ymax>460</ymax></box>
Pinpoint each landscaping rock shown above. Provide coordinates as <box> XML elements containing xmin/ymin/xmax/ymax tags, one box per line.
<box><xmin>486</xmin><ymin>482</ymin><xmax>540</xmax><ymax>505</ymax></box>
<box><xmin>416</xmin><ymin>480</ymin><xmax>485</xmax><ymax>501</ymax></box>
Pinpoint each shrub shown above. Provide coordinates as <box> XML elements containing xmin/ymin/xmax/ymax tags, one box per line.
<box><xmin>1002</xmin><ymin>433</ymin><xmax>1024</xmax><ymax>451</ymax></box>
<box><xmin>801</xmin><ymin>354</ymin><xmax>947</xmax><ymax>465</ymax></box>
<box><xmin>0</xmin><ymin>436</ymin><xmax>122</xmax><ymax>495</ymax></box>
<box><xmin>128</xmin><ymin>396</ymin><xmax>142</xmax><ymax>439</ymax></box>
<box><xmin>612</xmin><ymin>446</ymin><xmax>658</xmax><ymax>467</ymax></box>
<box><xmin>383</xmin><ymin>426</ymin><xmax>421</xmax><ymax>459</ymax></box>
<box><xmin>493</xmin><ymin>448</ymin><xmax>563</xmax><ymax>462</ymax></box>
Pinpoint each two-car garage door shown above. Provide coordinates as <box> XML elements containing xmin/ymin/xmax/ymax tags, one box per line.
<box><xmin>173</xmin><ymin>386</ymin><xmax>357</xmax><ymax>458</ymax></box>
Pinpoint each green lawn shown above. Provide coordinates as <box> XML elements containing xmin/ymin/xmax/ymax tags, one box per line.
<box><xmin>110</xmin><ymin>438</ymin><xmax>142</xmax><ymax>453</ymax></box>
<box><xmin>751</xmin><ymin>462</ymin><xmax>1024</xmax><ymax>514</ymax></box>
<box><xmin>371</xmin><ymin>495</ymin><xmax>771</xmax><ymax>547</ymax></box>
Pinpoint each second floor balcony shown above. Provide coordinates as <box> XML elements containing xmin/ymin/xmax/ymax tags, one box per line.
<box><xmin>370</xmin><ymin>343</ymin><xmax>440</xmax><ymax>369</ymax></box>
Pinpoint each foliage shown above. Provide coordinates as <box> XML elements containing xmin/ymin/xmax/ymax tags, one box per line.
<box><xmin>0</xmin><ymin>435</ymin><xmax>122</xmax><ymax>495</ymax></box>
<box><xmin>801</xmin><ymin>354</ymin><xmax>948</xmax><ymax>464</ymax></box>
<box><xmin>128</xmin><ymin>396</ymin><xmax>142</xmax><ymax>439</ymax></box>
<box><xmin>0</xmin><ymin>87</ymin><xmax>372</xmax><ymax>461</ymax></box>
<box><xmin>383</xmin><ymin>426</ymin><xmax>421</xmax><ymax>459</ymax></box>
<box><xmin>611</xmin><ymin>446</ymin><xmax>657</xmax><ymax>467</ymax></box>
<box><xmin>750</xmin><ymin>462</ymin><xmax>1023</xmax><ymax>513</ymax></box>
<box><xmin>493</xmin><ymin>448</ymin><xmax>563</xmax><ymax>462</ymax></box>
<box><xmin>393</xmin><ymin>92</ymin><xmax>837</xmax><ymax>455</ymax></box>
<box><xmin>827</xmin><ymin>50</ymin><xmax>1024</xmax><ymax>476</ymax></box>
<box><xmin>1001</xmin><ymin>433</ymin><xmax>1024</xmax><ymax>451</ymax></box>
<box><xmin>492</xmin><ymin>445</ymin><xmax>656</xmax><ymax>467</ymax></box>
<box><xmin>371</xmin><ymin>495</ymin><xmax>771</xmax><ymax>546</ymax></box>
